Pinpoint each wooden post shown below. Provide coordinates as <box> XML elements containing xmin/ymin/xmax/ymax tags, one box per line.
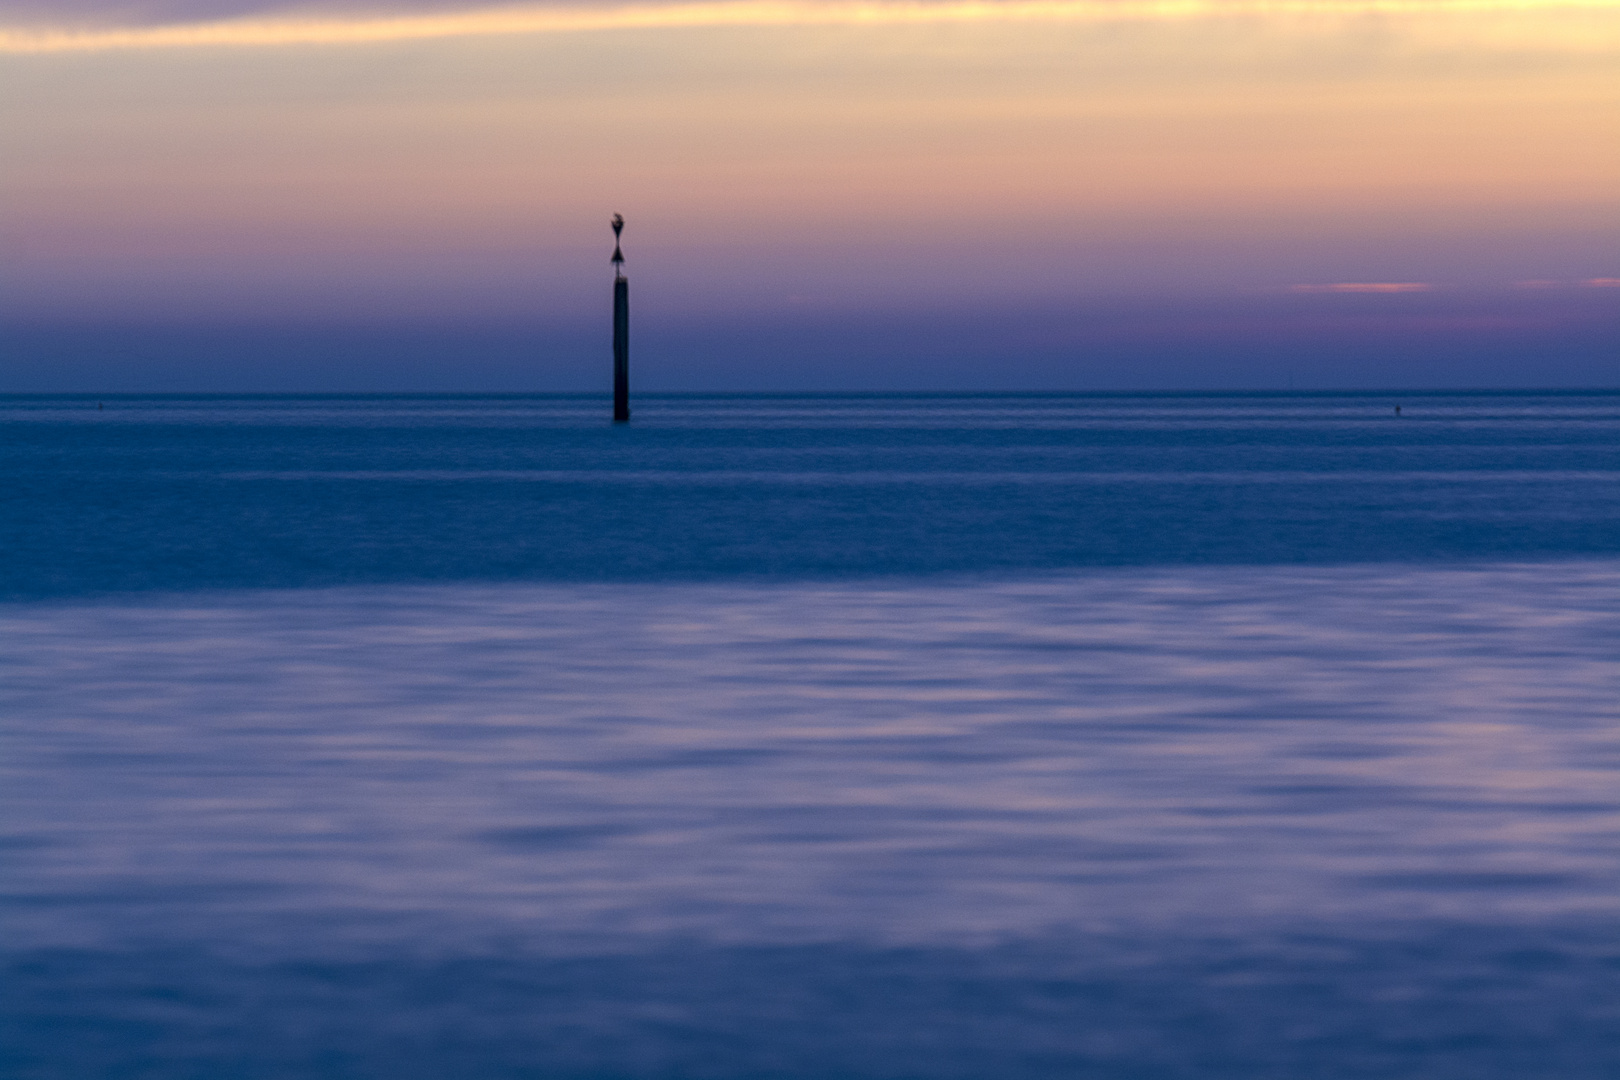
<box><xmin>611</xmin><ymin>214</ymin><xmax>630</xmax><ymax>423</ymax></box>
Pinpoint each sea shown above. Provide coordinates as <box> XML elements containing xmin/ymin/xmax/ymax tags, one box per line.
<box><xmin>3</xmin><ymin>391</ymin><xmax>1618</xmax><ymax>1079</ymax></box>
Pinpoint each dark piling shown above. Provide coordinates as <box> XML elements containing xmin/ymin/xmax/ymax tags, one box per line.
<box><xmin>611</xmin><ymin>214</ymin><xmax>629</xmax><ymax>423</ymax></box>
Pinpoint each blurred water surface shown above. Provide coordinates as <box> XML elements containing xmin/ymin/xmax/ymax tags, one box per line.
<box><xmin>2</xmin><ymin>393</ymin><xmax>1618</xmax><ymax>1078</ymax></box>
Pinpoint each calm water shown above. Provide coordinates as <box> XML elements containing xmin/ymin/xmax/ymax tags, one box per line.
<box><xmin>3</xmin><ymin>392</ymin><xmax>1619</xmax><ymax>1078</ymax></box>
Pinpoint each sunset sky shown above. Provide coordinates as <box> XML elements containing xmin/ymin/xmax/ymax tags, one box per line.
<box><xmin>2</xmin><ymin>0</ymin><xmax>1616</xmax><ymax>389</ymax></box>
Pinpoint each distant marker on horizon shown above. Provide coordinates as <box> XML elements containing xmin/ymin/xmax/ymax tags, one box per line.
<box><xmin>611</xmin><ymin>214</ymin><xmax>630</xmax><ymax>424</ymax></box>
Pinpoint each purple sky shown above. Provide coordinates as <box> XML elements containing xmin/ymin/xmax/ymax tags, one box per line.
<box><xmin>2</xmin><ymin>0</ymin><xmax>1615</xmax><ymax>388</ymax></box>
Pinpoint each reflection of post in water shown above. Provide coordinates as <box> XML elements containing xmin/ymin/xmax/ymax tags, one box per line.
<box><xmin>611</xmin><ymin>214</ymin><xmax>629</xmax><ymax>423</ymax></box>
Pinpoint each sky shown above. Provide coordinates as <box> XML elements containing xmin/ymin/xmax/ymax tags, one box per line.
<box><xmin>1</xmin><ymin>0</ymin><xmax>1617</xmax><ymax>389</ymax></box>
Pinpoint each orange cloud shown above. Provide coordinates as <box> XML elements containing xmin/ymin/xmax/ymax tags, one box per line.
<box><xmin>1582</xmin><ymin>277</ymin><xmax>1620</xmax><ymax>287</ymax></box>
<box><xmin>3</xmin><ymin>0</ymin><xmax>1619</xmax><ymax>54</ymax></box>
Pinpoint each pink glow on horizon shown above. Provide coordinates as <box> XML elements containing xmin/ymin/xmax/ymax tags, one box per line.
<box><xmin>1288</xmin><ymin>283</ymin><xmax>1434</xmax><ymax>294</ymax></box>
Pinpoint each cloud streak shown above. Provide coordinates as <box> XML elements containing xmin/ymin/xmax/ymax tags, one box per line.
<box><xmin>3</xmin><ymin>0</ymin><xmax>1617</xmax><ymax>53</ymax></box>
<box><xmin>1288</xmin><ymin>282</ymin><xmax>1434</xmax><ymax>293</ymax></box>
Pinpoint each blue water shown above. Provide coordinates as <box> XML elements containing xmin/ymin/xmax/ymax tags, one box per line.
<box><xmin>3</xmin><ymin>392</ymin><xmax>1619</xmax><ymax>1079</ymax></box>
<box><xmin>4</xmin><ymin>391</ymin><xmax>1618</xmax><ymax>598</ymax></box>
